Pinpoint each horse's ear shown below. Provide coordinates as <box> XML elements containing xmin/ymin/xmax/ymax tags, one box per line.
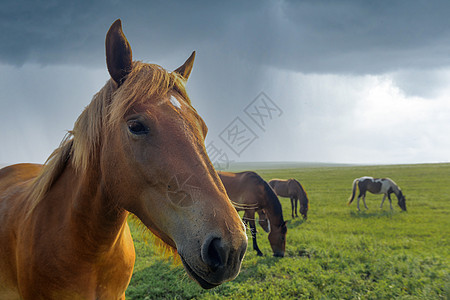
<box><xmin>174</xmin><ymin>51</ymin><xmax>195</xmax><ymax>80</ymax></box>
<box><xmin>105</xmin><ymin>19</ymin><xmax>133</xmax><ymax>86</ymax></box>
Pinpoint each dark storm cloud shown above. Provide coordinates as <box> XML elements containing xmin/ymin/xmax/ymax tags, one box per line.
<box><xmin>1</xmin><ymin>0</ymin><xmax>450</xmax><ymax>73</ymax></box>
<box><xmin>0</xmin><ymin>0</ymin><xmax>254</xmax><ymax>66</ymax></box>
<box><xmin>229</xmin><ymin>0</ymin><xmax>450</xmax><ymax>73</ymax></box>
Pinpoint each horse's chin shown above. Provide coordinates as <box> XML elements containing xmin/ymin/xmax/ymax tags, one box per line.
<box><xmin>179</xmin><ymin>256</ymin><xmax>220</xmax><ymax>289</ymax></box>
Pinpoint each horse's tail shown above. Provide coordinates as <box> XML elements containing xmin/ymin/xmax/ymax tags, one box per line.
<box><xmin>347</xmin><ymin>178</ymin><xmax>359</xmax><ymax>205</ymax></box>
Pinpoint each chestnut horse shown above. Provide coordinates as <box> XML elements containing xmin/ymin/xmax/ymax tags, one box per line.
<box><xmin>218</xmin><ymin>171</ymin><xmax>287</xmax><ymax>257</ymax></box>
<box><xmin>268</xmin><ymin>178</ymin><xmax>309</xmax><ymax>220</ymax></box>
<box><xmin>348</xmin><ymin>176</ymin><xmax>407</xmax><ymax>211</ymax></box>
<box><xmin>0</xmin><ymin>20</ymin><xmax>247</xmax><ymax>299</ymax></box>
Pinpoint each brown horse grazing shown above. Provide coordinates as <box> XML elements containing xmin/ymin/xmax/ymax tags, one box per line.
<box><xmin>348</xmin><ymin>176</ymin><xmax>407</xmax><ymax>211</ymax></box>
<box><xmin>0</xmin><ymin>20</ymin><xmax>247</xmax><ymax>299</ymax></box>
<box><xmin>269</xmin><ymin>179</ymin><xmax>309</xmax><ymax>220</ymax></box>
<box><xmin>218</xmin><ymin>171</ymin><xmax>287</xmax><ymax>257</ymax></box>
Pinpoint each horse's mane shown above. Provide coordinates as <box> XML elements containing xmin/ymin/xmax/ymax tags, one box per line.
<box><xmin>128</xmin><ymin>214</ymin><xmax>180</xmax><ymax>264</ymax></box>
<box><xmin>245</xmin><ymin>172</ymin><xmax>285</xmax><ymax>227</ymax></box>
<box><xmin>263</xmin><ymin>179</ymin><xmax>286</xmax><ymax>227</ymax></box>
<box><xmin>386</xmin><ymin>178</ymin><xmax>403</xmax><ymax>198</ymax></box>
<box><xmin>27</xmin><ymin>61</ymin><xmax>189</xmax><ymax>215</ymax></box>
<box><xmin>291</xmin><ymin>179</ymin><xmax>309</xmax><ymax>208</ymax></box>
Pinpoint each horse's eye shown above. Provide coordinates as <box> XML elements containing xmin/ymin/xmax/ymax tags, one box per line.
<box><xmin>127</xmin><ymin>120</ymin><xmax>149</xmax><ymax>135</ymax></box>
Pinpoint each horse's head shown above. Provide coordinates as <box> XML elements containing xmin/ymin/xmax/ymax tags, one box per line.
<box><xmin>100</xmin><ymin>20</ymin><xmax>247</xmax><ymax>289</ymax></box>
<box><xmin>268</xmin><ymin>221</ymin><xmax>287</xmax><ymax>257</ymax></box>
<box><xmin>397</xmin><ymin>191</ymin><xmax>407</xmax><ymax>211</ymax></box>
<box><xmin>300</xmin><ymin>204</ymin><xmax>308</xmax><ymax>220</ymax></box>
<box><xmin>295</xmin><ymin>179</ymin><xmax>309</xmax><ymax>220</ymax></box>
<box><xmin>299</xmin><ymin>194</ymin><xmax>309</xmax><ymax>220</ymax></box>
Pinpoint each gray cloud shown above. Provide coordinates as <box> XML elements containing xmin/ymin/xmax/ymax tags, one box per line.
<box><xmin>390</xmin><ymin>69</ymin><xmax>450</xmax><ymax>98</ymax></box>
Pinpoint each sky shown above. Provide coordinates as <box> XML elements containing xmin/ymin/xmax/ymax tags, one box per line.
<box><xmin>1</xmin><ymin>0</ymin><xmax>450</xmax><ymax>166</ymax></box>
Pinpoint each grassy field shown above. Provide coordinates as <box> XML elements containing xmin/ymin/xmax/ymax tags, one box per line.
<box><xmin>125</xmin><ymin>163</ymin><xmax>449</xmax><ymax>299</ymax></box>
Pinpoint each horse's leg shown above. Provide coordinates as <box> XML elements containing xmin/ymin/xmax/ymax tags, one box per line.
<box><xmin>247</xmin><ymin>211</ymin><xmax>263</xmax><ymax>256</ymax></box>
<box><xmin>294</xmin><ymin>197</ymin><xmax>299</xmax><ymax>218</ymax></box>
<box><xmin>356</xmin><ymin>191</ymin><xmax>364</xmax><ymax>211</ymax></box>
<box><xmin>362</xmin><ymin>192</ymin><xmax>368</xmax><ymax>210</ymax></box>
<box><xmin>290</xmin><ymin>197</ymin><xmax>295</xmax><ymax>218</ymax></box>
<box><xmin>387</xmin><ymin>193</ymin><xmax>393</xmax><ymax>210</ymax></box>
<box><xmin>380</xmin><ymin>194</ymin><xmax>387</xmax><ymax>209</ymax></box>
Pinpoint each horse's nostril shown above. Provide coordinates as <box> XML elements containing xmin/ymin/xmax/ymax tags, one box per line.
<box><xmin>202</xmin><ymin>237</ymin><xmax>228</xmax><ymax>271</ymax></box>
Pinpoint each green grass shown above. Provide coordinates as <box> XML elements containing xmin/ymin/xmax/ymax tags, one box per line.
<box><xmin>126</xmin><ymin>163</ymin><xmax>450</xmax><ymax>299</ymax></box>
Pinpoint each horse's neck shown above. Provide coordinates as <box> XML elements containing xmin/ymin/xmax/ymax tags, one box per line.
<box><xmin>387</xmin><ymin>180</ymin><xmax>400</xmax><ymax>195</ymax></box>
<box><xmin>393</xmin><ymin>186</ymin><xmax>402</xmax><ymax>199</ymax></box>
<box><xmin>36</xmin><ymin>161</ymin><xmax>129</xmax><ymax>251</ymax></box>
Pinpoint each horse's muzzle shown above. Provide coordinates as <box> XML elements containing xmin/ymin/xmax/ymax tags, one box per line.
<box><xmin>273</xmin><ymin>252</ymin><xmax>285</xmax><ymax>258</ymax></box>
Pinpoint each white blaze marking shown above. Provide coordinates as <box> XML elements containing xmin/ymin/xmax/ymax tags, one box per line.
<box><xmin>170</xmin><ymin>95</ymin><xmax>182</xmax><ymax>109</ymax></box>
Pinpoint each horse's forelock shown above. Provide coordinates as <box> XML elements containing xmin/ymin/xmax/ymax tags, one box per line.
<box><xmin>107</xmin><ymin>62</ymin><xmax>189</xmax><ymax>128</ymax></box>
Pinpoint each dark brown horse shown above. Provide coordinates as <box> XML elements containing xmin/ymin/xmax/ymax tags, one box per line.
<box><xmin>218</xmin><ymin>171</ymin><xmax>287</xmax><ymax>257</ymax></box>
<box><xmin>348</xmin><ymin>176</ymin><xmax>407</xmax><ymax>211</ymax></box>
<box><xmin>0</xmin><ymin>20</ymin><xmax>247</xmax><ymax>299</ymax></box>
<box><xmin>269</xmin><ymin>178</ymin><xmax>309</xmax><ymax>219</ymax></box>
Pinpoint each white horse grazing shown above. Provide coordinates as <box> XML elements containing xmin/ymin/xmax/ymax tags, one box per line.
<box><xmin>348</xmin><ymin>176</ymin><xmax>407</xmax><ymax>211</ymax></box>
